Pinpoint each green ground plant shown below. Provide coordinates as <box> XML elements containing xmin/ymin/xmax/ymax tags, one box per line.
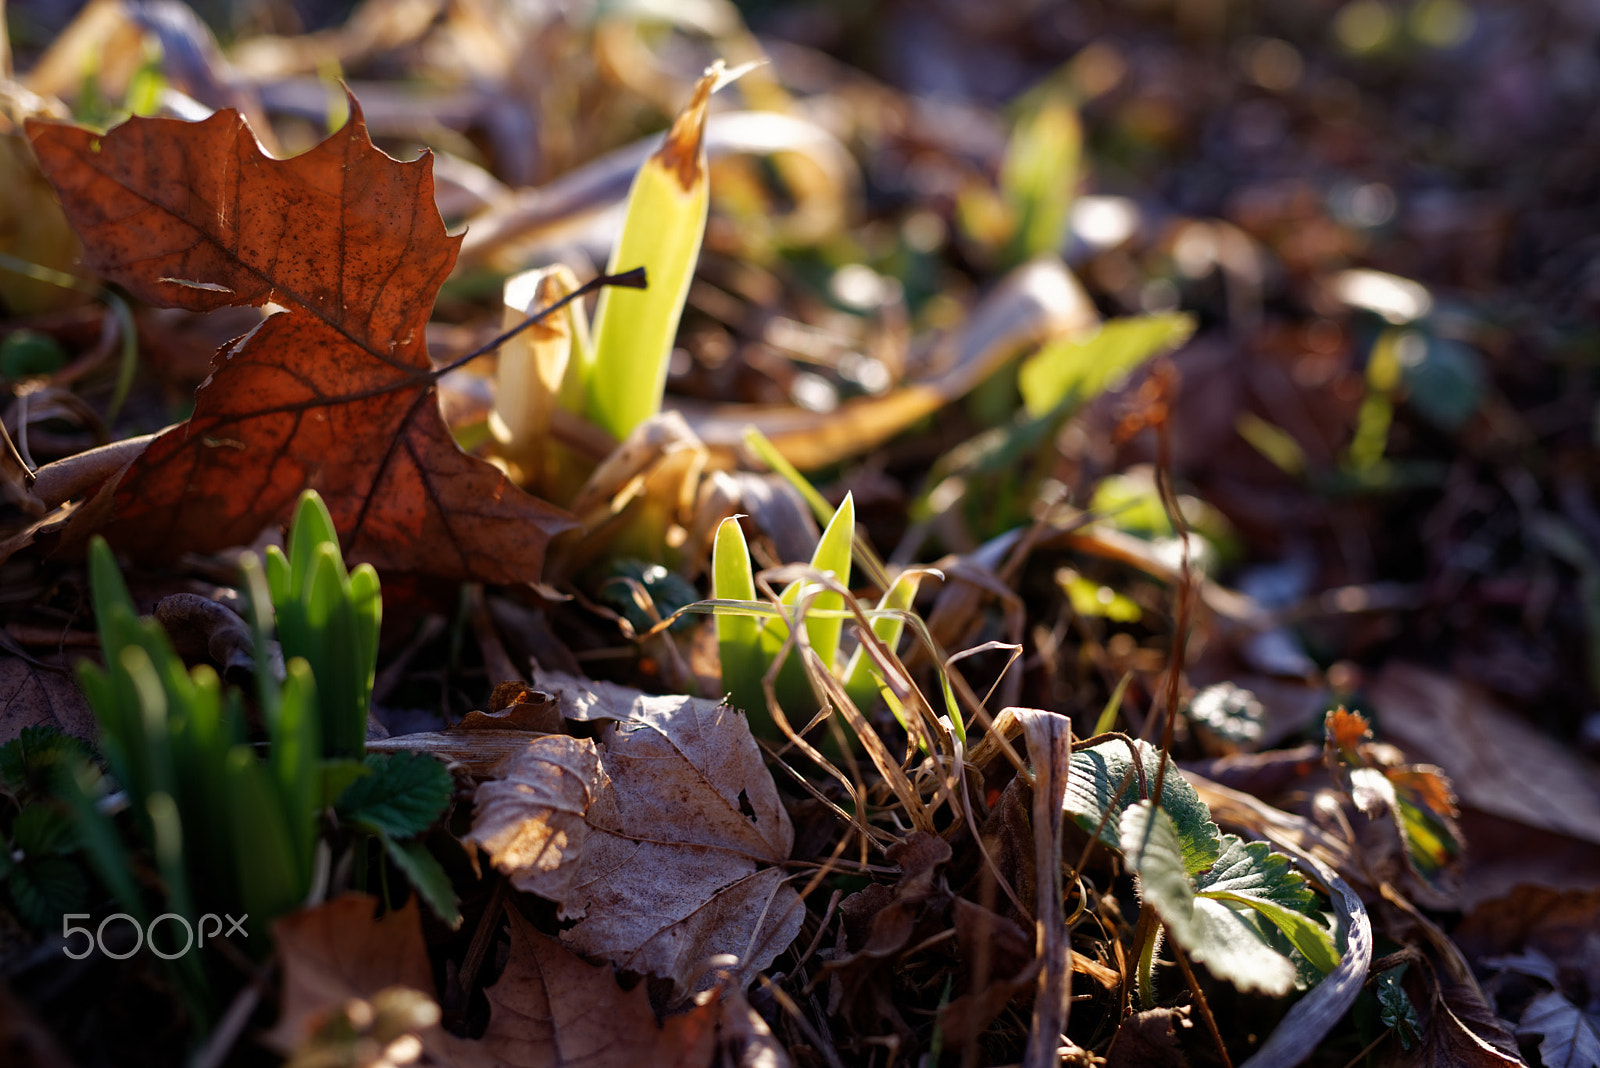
<box><xmin>56</xmin><ymin>492</ymin><xmax>456</xmax><ymax>1021</ymax></box>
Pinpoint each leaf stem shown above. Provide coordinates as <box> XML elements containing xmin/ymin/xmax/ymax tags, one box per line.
<box><xmin>429</xmin><ymin>267</ymin><xmax>647</xmax><ymax>380</ymax></box>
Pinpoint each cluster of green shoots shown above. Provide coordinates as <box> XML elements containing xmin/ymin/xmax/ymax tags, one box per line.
<box><xmin>60</xmin><ymin>491</ymin><xmax>454</xmax><ymax>1019</ymax></box>
<box><xmin>489</xmin><ymin>63</ymin><xmax>739</xmax><ymax>503</ymax></box>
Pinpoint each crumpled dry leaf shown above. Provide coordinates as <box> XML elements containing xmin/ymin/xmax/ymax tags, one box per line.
<box><xmin>25</xmin><ymin>98</ymin><xmax>577</xmax><ymax>582</ymax></box>
<box><xmin>1371</xmin><ymin>662</ymin><xmax>1600</xmax><ymax>907</ymax></box>
<box><xmin>480</xmin><ymin>907</ymin><xmax>721</xmax><ymax>1068</ymax></box>
<box><xmin>456</xmin><ymin>683</ymin><xmax>561</xmax><ymax>733</ymax></box>
<box><xmin>469</xmin><ymin>677</ymin><xmax>802</xmax><ymax>997</ymax></box>
<box><xmin>825</xmin><ymin>832</ymin><xmax>953</xmax><ymax>1033</ymax></box>
<box><xmin>1105</xmin><ymin>1006</ymin><xmax>1192</xmax><ymax>1068</ymax></box>
<box><xmin>267</xmin><ymin>895</ymin><xmax>477</xmax><ymax>1064</ymax></box>
<box><xmin>0</xmin><ymin>656</ymin><xmax>95</xmax><ymax>746</ymax></box>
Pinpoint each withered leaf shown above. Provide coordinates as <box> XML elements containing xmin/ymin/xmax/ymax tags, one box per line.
<box><xmin>26</xmin><ymin>101</ymin><xmax>576</xmax><ymax>582</ymax></box>
<box><xmin>479</xmin><ymin>907</ymin><xmax>720</xmax><ymax>1068</ymax></box>
<box><xmin>0</xmin><ymin>656</ymin><xmax>96</xmax><ymax>746</ymax></box>
<box><xmin>470</xmin><ymin>680</ymin><xmax>803</xmax><ymax>996</ymax></box>
<box><xmin>266</xmin><ymin>894</ymin><xmax>485</xmax><ymax>1065</ymax></box>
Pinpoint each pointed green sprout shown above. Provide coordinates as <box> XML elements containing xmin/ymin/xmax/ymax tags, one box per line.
<box><xmin>265</xmin><ymin>490</ymin><xmax>381</xmax><ymax>760</ymax></box>
<box><xmin>714</xmin><ymin>516</ymin><xmax>765</xmax><ymax>719</ymax></box>
<box><xmin>71</xmin><ymin>514</ymin><xmax>458</xmax><ymax>994</ymax></box>
<box><xmin>841</xmin><ymin>569</ymin><xmax>923</xmax><ymax>719</ymax></box>
<box><xmin>768</xmin><ymin>492</ymin><xmax>855</xmax><ymax>675</ymax></box>
<box><xmin>585</xmin><ymin>65</ymin><xmax>717</xmax><ymax>441</ymax></box>
<box><xmin>714</xmin><ymin>494</ymin><xmax>877</xmax><ymax>729</ymax></box>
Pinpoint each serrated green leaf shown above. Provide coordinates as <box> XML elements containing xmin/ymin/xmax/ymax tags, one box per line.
<box><xmin>1120</xmin><ymin>802</ymin><xmax>1296</xmax><ymax>996</ymax></box>
<box><xmin>0</xmin><ymin>726</ymin><xmax>92</xmax><ymax>795</ymax></box>
<box><xmin>336</xmin><ymin>753</ymin><xmax>452</xmax><ymax>839</ymax></box>
<box><xmin>1196</xmin><ymin>835</ymin><xmax>1340</xmax><ymax>974</ymax></box>
<box><xmin>1186</xmin><ymin>683</ymin><xmax>1265</xmax><ymax>749</ymax></box>
<box><xmin>378</xmin><ymin>831</ymin><xmax>461</xmax><ymax>929</ymax></box>
<box><xmin>1065</xmin><ymin>737</ymin><xmax>1220</xmax><ymax>873</ymax></box>
<box><xmin>7</xmin><ymin>855</ymin><xmax>88</xmax><ymax>929</ymax></box>
<box><xmin>10</xmin><ymin>802</ymin><xmax>78</xmax><ymax>856</ymax></box>
<box><xmin>319</xmin><ymin>759</ymin><xmax>371</xmax><ymax>809</ymax></box>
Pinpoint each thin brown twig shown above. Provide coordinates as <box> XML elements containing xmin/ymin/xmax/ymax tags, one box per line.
<box><xmin>1172</xmin><ymin>940</ymin><xmax>1233</xmax><ymax>1068</ymax></box>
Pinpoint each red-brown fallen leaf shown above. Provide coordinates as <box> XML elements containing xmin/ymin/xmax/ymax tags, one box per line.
<box><xmin>480</xmin><ymin>907</ymin><xmax>720</xmax><ymax>1068</ymax></box>
<box><xmin>267</xmin><ymin>894</ymin><xmax>487</xmax><ymax>1066</ymax></box>
<box><xmin>25</xmin><ymin>101</ymin><xmax>576</xmax><ymax>582</ymax></box>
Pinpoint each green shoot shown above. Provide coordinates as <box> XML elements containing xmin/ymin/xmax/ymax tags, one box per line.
<box><xmin>585</xmin><ymin>65</ymin><xmax>718</xmax><ymax>441</ymax></box>
<box><xmin>265</xmin><ymin>490</ymin><xmax>381</xmax><ymax>761</ymax></box>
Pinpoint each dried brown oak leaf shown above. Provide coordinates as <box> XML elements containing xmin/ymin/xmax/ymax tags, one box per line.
<box><xmin>482</xmin><ymin>906</ymin><xmax>721</xmax><ymax>1067</ymax></box>
<box><xmin>470</xmin><ymin>676</ymin><xmax>803</xmax><ymax>997</ymax></box>
<box><xmin>25</xmin><ymin>101</ymin><xmax>576</xmax><ymax>582</ymax></box>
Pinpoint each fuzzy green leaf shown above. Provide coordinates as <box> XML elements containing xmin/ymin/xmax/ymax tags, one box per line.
<box><xmin>1120</xmin><ymin>802</ymin><xmax>1297</xmax><ymax>996</ymax></box>
<box><xmin>336</xmin><ymin>753</ymin><xmax>452</xmax><ymax>839</ymax></box>
<box><xmin>1196</xmin><ymin>835</ymin><xmax>1340</xmax><ymax>974</ymax></box>
<box><xmin>1065</xmin><ymin>737</ymin><xmax>1220</xmax><ymax>873</ymax></box>
<box><xmin>0</xmin><ymin>726</ymin><xmax>92</xmax><ymax>795</ymax></box>
<box><xmin>1377</xmin><ymin>967</ymin><xmax>1420</xmax><ymax>1050</ymax></box>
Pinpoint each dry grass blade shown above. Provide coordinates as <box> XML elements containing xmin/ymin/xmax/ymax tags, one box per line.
<box><xmin>1013</xmin><ymin>709</ymin><xmax>1075</xmax><ymax>1068</ymax></box>
<box><xmin>805</xmin><ymin>643</ymin><xmax>934</xmax><ymax>835</ymax></box>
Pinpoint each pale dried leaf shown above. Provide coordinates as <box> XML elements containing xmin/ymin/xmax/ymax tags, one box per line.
<box><xmin>1518</xmin><ymin>992</ymin><xmax>1600</xmax><ymax>1068</ymax></box>
<box><xmin>470</xmin><ymin>679</ymin><xmax>802</xmax><ymax>996</ymax></box>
